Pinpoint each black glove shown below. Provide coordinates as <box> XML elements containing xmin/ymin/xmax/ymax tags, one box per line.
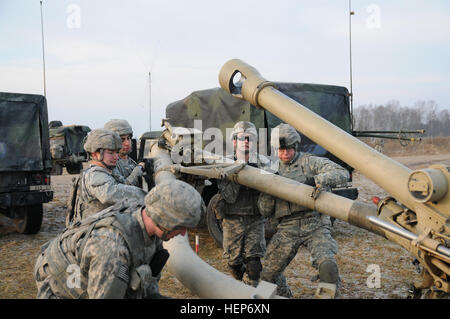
<box><xmin>304</xmin><ymin>176</ymin><xmax>316</xmax><ymax>187</ymax></box>
<box><xmin>150</xmin><ymin>248</ymin><xmax>170</xmax><ymax>277</ymax></box>
<box><xmin>143</xmin><ymin>158</ymin><xmax>154</xmax><ymax>176</ymax></box>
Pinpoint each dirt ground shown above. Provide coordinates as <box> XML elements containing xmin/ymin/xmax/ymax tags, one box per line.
<box><xmin>1</xmin><ymin>150</ymin><xmax>449</xmax><ymax>299</ymax></box>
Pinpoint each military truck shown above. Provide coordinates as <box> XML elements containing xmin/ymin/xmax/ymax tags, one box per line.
<box><xmin>48</xmin><ymin>122</ymin><xmax>91</xmax><ymax>175</ymax></box>
<box><xmin>0</xmin><ymin>92</ymin><xmax>53</xmax><ymax>234</ymax></box>
<box><xmin>138</xmin><ymin>83</ymin><xmax>359</xmax><ymax>246</ymax></box>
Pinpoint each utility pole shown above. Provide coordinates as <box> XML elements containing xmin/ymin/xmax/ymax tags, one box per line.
<box><xmin>40</xmin><ymin>1</ymin><xmax>47</xmax><ymax>97</ymax></box>
<box><xmin>349</xmin><ymin>0</ymin><xmax>355</xmax><ymax>130</ymax></box>
<box><xmin>149</xmin><ymin>71</ymin><xmax>152</xmax><ymax>131</ymax></box>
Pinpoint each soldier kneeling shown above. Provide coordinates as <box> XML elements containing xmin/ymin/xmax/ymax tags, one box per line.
<box><xmin>34</xmin><ymin>180</ymin><xmax>202</xmax><ymax>299</ymax></box>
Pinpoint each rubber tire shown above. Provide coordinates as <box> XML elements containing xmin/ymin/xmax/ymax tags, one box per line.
<box><xmin>14</xmin><ymin>204</ymin><xmax>43</xmax><ymax>234</ymax></box>
<box><xmin>206</xmin><ymin>194</ymin><xmax>223</xmax><ymax>248</ymax></box>
<box><xmin>66</xmin><ymin>162</ymin><xmax>83</xmax><ymax>175</ymax></box>
<box><xmin>51</xmin><ymin>162</ymin><xmax>63</xmax><ymax>175</ymax></box>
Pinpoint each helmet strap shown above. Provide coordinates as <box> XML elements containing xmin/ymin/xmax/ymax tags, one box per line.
<box><xmin>98</xmin><ymin>149</ymin><xmax>116</xmax><ymax>171</ymax></box>
<box><xmin>160</xmin><ymin>230</ymin><xmax>171</xmax><ymax>241</ymax></box>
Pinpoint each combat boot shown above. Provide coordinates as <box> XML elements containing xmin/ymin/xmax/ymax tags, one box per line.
<box><xmin>244</xmin><ymin>257</ymin><xmax>263</xmax><ymax>287</ymax></box>
<box><xmin>314</xmin><ymin>282</ymin><xmax>337</xmax><ymax>299</ymax></box>
<box><xmin>245</xmin><ymin>257</ymin><xmax>262</xmax><ymax>282</ymax></box>
<box><xmin>314</xmin><ymin>259</ymin><xmax>340</xmax><ymax>299</ymax></box>
<box><xmin>228</xmin><ymin>264</ymin><xmax>246</xmax><ymax>281</ymax></box>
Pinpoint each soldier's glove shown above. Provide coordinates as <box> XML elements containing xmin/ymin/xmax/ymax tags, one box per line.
<box><xmin>139</xmin><ymin>158</ymin><xmax>155</xmax><ymax>189</ymax></box>
<box><xmin>150</xmin><ymin>248</ymin><xmax>170</xmax><ymax>277</ymax></box>
<box><xmin>311</xmin><ymin>184</ymin><xmax>331</xmax><ymax>200</ymax></box>
<box><xmin>143</xmin><ymin>158</ymin><xmax>154</xmax><ymax>176</ymax></box>
<box><xmin>304</xmin><ymin>176</ymin><xmax>316</xmax><ymax>187</ymax></box>
<box><xmin>218</xmin><ymin>179</ymin><xmax>241</xmax><ymax>204</ymax></box>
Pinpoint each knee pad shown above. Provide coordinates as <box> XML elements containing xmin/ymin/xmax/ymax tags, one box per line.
<box><xmin>246</xmin><ymin>257</ymin><xmax>262</xmax><ymax>281</ymax></box>
<box><xmin>319</xmin><ymin>259</ymin><xmax>339</xmax><ymax>284</ymax></box>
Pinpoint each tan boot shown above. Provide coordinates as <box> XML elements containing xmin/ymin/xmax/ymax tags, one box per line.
<box><xmin>314</xmin><ymin>282</ymin><xmax>337</xmax><ymax>299</ymax></box>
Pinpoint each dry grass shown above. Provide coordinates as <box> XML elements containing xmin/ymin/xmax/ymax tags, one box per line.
<box><xmin>0</xmin><ymin>233</ymin><xmax>50</xmax><ymax>299</ymax></box>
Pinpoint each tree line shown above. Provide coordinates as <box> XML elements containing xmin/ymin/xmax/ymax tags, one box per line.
<box><xmin>353</xmin><ymin>100</ymin><xmax>450</xmax><ymax>137</ymax></box>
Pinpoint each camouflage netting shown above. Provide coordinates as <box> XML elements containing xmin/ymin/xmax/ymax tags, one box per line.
<box><xmin>165</xmin><ymin>83</ymin><xmax>351</xmax><ymax>162</ymax></box>
<box><xmin>0</xmin><ymin>92</ymin><xmax>51</xmax><ymax>172</ymax></box>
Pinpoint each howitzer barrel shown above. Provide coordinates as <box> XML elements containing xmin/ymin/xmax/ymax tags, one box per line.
<box><xmin>180</xmin><ymin>150</ymin><xmax>385</xmax><ymax>236</ymax></box>
<box><xmin>219</xmin><ymin>59</ymin><xmax>417</xmax><ymax>211</ymax></box>
<box><xmin>148</xmin><ymin>142</ymin><xmax>284</xmax><ymax>299</ymax></box>
<box><xmin>356</xmin><ymin>130</ymin><xmax>425</xmax><ymax>134</ymax></box>
<box><xmin>234</xmin><ymin>165</ymin><xmax>385</xmax><ymax>237</ymax></box>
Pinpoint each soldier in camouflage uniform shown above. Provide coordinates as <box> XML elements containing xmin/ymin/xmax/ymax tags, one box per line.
<box><xmin>34</xmin><ymin>179</ymin><xmax>202</xmax><ymax>299</ymax></box>
<box><xmin>215</xmin><ymin>121</ymin><xmax>269</xmax><ymax>287</ymax></box>
<box><xmin>258</xmin><ymin>124</ymin><xmax>349</xmax><ymax>298</ymax></box>
<box><xmin>104</xmin><ymin>119</ymin><xmax>146</xmax><ymax>186</ymax></box>
<box><xmin>67</xmin><ymin>129</ymin><xmax>147</xmax><ymax>227</ymax></box>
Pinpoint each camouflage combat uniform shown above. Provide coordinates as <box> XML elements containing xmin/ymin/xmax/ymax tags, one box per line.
<box><xmin>35</xmin><ymin>179</ymin><xmax>202</xmax><ymax>299</ymax></box>
<box><xmin>104</xmin><ymin>119</ymin><xmax>143</xmax><ymax>186</ymax></box>
<box><xmin>258</xmin><ymin>152</ymin><xmax>349</xmax><ymax>297</ymax></box>
<box><xmin>112</xmin><ymin>157</ymin><xmax>143</xmax><ymax>186</ymax></box>
<box><xmin>70</xmin><ymin>164</ymin><xmax>146</xmax><ymax>226</ymax></box>
<box><xmin>218</xmin><ymin>153</ymin><xmax>270</xmax><ymax>287</ymax></box>
<box><xmin>35</xmin><ymin>202</ymin><xmax>164</xmax><ymax>298</ymax></box>
<box><xmin>213</xmin><ymin>121</ymin><xmax>270</xmax><ymax>286</ymax></box>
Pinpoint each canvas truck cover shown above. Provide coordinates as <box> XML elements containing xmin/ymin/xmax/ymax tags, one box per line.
<box><xmin>165</xmin><ymin>83</ymin><xmax>351</xmax><ymax>158</ymax></box>
<box><xmin>0</xmin><ymin>92</ymin><xmax>51</xmax><ymax>172</ymax></box>
<box><xmin>49</xmin><ymin>125</ymin><xmax>91</xmax><ymax>154</ymax></box>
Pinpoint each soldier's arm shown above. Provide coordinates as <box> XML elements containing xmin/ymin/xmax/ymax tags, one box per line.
<box><xmin>87</xmin><ymin>171</ymin><xmax>146</xmax><ymax>205</ymax></box>
<box><xmin>307</xmin><ymin>156</ymin><xmax>350</xmax><ymax>187</ymax></box>
<box><xmin>123</xmin><ymin>165</ymin><xmax>144</xmax><ymax>186</ymax></box>
<box><xmin>81</xmin><ymin>228</ymin><xmax>131</xmax><ymax>299</ymax></box>
<box><xmin>112</xmin><ymin>163</ymin><xmax>143</xmax><ymax>187</ymax></box>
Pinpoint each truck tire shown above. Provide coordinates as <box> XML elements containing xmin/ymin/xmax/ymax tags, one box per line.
<box><xmin>206</xmin><ymin>194</ymin><xmax>223</xmax><ymax>248</ymax></box>
<box><xmin>66</xmin><ymin>162</ymin><xmax>83</xmax><ymax>174</ymax></box>
<box><xmin>14</xmin><ymin>204</ymin><xmax>43</xmax><ymax>234</ymax></box>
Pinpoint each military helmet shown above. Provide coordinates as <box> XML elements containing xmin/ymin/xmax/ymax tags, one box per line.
<box><xmin>49</xmin><ymin>120</ymin><xmax>63</xmax><ymax>129</ymax></box>
<box><xmin>104</xmin><ymin>119</ymin><xmax>133</xmax><ymax>137</ymax></box>
<box><xmin>144</xmin><ymin>180</ymin><xmax>202</xmax><ymax>230</ymax></box>
<box><xmin>231</xmin><ymin>121</ymin><xmax>258</xmax><ymax>140</ymax></box>
<box><xmin>83</xmin><ymin>128</ymin><xmax>122</xmax><ymax>153</ymax></box>
<box><xmin>271</xmin><ymin>123</ymin><xmax>301</xmax><ymax>149</ymax></box>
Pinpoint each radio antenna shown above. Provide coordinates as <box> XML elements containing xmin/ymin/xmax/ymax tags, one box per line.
<box><xmin>349</xmin><ymin>0</ymin><xmax>355</xmax><ymax>130</ymax></box>
<box><xmin>40</xmin><ymin>1</ymin><xmax>47</xmax><ymax>97</ymax></box>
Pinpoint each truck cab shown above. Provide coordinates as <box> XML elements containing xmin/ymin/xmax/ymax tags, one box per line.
<box><xmin>0</xmin><ymin>92</ymin><xmax>53</xmax><ymax>234</ymax></box>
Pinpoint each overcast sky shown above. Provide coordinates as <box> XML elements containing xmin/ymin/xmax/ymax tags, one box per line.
<box><xmin>1</xmin><ymin>0</ymin><xmax>449</xmax><ymax>137</ymax></box>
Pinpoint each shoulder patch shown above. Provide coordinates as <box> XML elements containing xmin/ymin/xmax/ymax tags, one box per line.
<box><xmin>116</xmin><ymin>264</ymin><xmax>130</xmax><ymax>283</ymax></box>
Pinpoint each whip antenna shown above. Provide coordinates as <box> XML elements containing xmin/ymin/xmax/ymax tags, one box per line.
<box><xmin>40</xmin><ymin>1</ymin><xmax>47</xmax><ymax>97</ymax></box>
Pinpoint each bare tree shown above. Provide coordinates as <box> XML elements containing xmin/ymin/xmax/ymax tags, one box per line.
<box><xmin>354</xmin><ymin>100</ymin><xmax>449</xmax><ymax>137</ymax></box>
